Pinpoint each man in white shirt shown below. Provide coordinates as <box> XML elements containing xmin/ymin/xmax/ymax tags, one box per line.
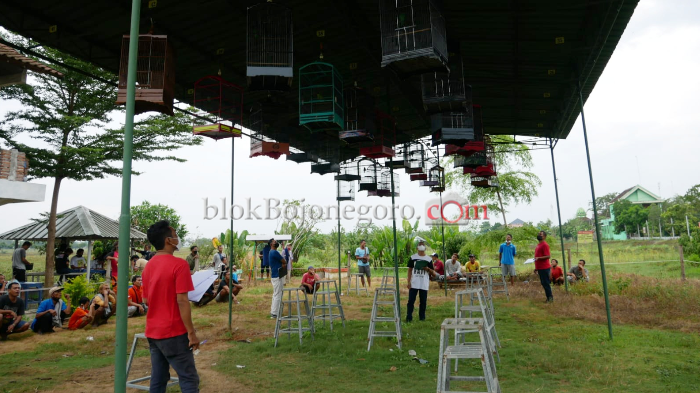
<box><xmin>406</xmin><ymin>238</ymin><xmax>437</xmax><ymax>322</ymax></box>
<box><xmin>445</xmin><ymin>253</ymin><xmax>462</xmax><ymax>281</ymax></box>
<box><xmin>70</xmin><ymin>249</ymin><xmax>87</xmax><ymax>270</ymax></box>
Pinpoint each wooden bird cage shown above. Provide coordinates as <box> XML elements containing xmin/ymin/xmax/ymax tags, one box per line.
<box><xmin>443</xmin><ymin>105</ymin><xmax>485</xmax><ymax>156</ymax></box>
<box><xmin>246</xmin><ymin>2</ymin><xmax>293</xmax><ymax>91</ymax></box>
<box><xmin>340</xmin><ymin>87</ymin><xmax>376</xmax><ymax>144</ymax></box>
<box><xmin>421</xmin><ymin>55</ymin><xmax>467</xmax><ymax>114</ymax></box>
<box><xmin>419</xmin><ymin>157</ymin><xmax>441</xmax><ymax>186</ymax></box>
<box><xmin>405</xmin><ymin>142</ymin><xmax>427</xmax><ymax>174</ymax></box>
<box><xmin>192</xmin><ymin>75</ymin><xmax>243</xmax><ymax>140</ymax></box>
<box><xmin>299</xmin><ymin>62</ymin><xmax>343</xmax><ymax>132</ymax></box>
<box><xmin>471</xmin><ymin>175</ymin><xmax>498</xmax><ymax>188</ymax></box>
<box><xmin>379</xmin><ymin>0</ymin><xmax>448</xmax><ymax>77</ymax></box>
<box><xmin>360</xmin><ymin>110</ymin><xmax>396</xmax><ymax>159</ymax></box>
<box><xmin>335</xmin><ymin>159</ymin><xmax>362</xmax><ymax>182</ymax></box>
<box><xmin>117</xmin><ymin>34</ymin><xmax>175</xmax><ymax>116</ymax></box>
<box><xmin>337</xmin><ymin>180</ymin><xmax>356</xmax><ymax>201</ymax></box>
<box><xmin>375</xmin><ymin>168</ymin><xmax>400</xmax><ymax>197</ymax></box>
<box><xmin>359</xmin><ymin>159</ymin><xmax>380</xmax><ymax>192</ymax></box>
<box><xmin>286</xmin><ymin>147</ymin><xmax>319</xmax><ymax>164</ymax></box>
<box><xmin>248</xmin><ymin>103</ymin><xmax>290</xmax><ymax>160</ymax></box>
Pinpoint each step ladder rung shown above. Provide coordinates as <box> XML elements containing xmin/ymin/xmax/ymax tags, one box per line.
<box><xmin>449</xmin><ymin>376</ymin><xmax>487</xmax><ymax>382</ymax></box>
<box><xmin>443</xmin><ymin>344</ymin><xmax>484</xmax><ymax>359</ymax></box>
<box><xmin>370</xmin><ymin>331</ymin><xmax>400</xmax><ymax>336</ymax></box>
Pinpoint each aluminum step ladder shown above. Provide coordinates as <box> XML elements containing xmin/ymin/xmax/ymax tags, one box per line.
<box><xmin>311</xmin><ymin>279</ymin><xmax>346</xmax><ymax>331</ymax></box>
<box><xmin>274</xmin><ymin>288</ymin><xmax>315</xmax><ymax>347</ymax></box>
<box><xmin>367</xmin><ymin>285</ymin><xmax>402</xmax><ymax>351</ymax></box>
<box><xmin>486</xmin><ymin>266</ymin><xmax>509</xmax><ymax>303</ymax></box>
<box><xmin>454</xmin><ymin>289</ymin><xmax>500</xmax><ymax>363</ymax></box>
<box><xmin>437</xmin><ymin>318</ymin><xmax>501</xmax><ymax>393</ymax></box>
<box><xmin>348</xmin><ymin>273</ymin><xmax>369</xmax><ymax>296</ymax></box>
<box><xmin>126</xmin><ymin>333</ymin><xmax>178</xmax><ymax>390</ymax></box>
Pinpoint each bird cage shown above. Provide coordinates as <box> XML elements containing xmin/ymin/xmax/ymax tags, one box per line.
<box><xmin>419</xmin><ymin>158</ymin><xmax>440</xmax><ymax>186</ymax></box>
<box><xmin>410</xmin><ymin>154</ymin><xmax>431</xmax><ymax>182</ymax></box>
<box><xmin>431</xmin><ymin>107</ymin><xmax>475</xmax><ymax>146</ymax></box>
<box><xmin>248</xmin><ymin>104</ymin><xmax>290</xmax><ymax>160</ymax></box>
<box><xmin>192</xmin><ymin>75</ymin><xmax>244</xmax><ymax>140</ymax></box>
<box><xmin>429</xmin><ymin>166</ymin><xmax>446</xmax><ymax>192</ymax></box>
<box><xmin>337</xmin><ymin>180</ymin><xmax>356</xmax><ymax>201</ymax></box>
<box><xmin>341</xmin><ymin>87</ymin><xmax>376</xmax><ymax>144</ymax></box>
<box><xmin>286</xmin><ymin>147</ymin><xmax>319</xmax><ymax>164</ymax></box>
<box><xmin>335</xmin><ymin>160</ymin><xmax>361</xmax><ymax>181</ymax></box>
<box><xmin>454</xmin><ymin>150</ymin><xmax>487</xmax><ymax>169</ymax></box>
<box><xmin>384</xmin><ymin>143</ymin><xmax>408</xmax><ymax>169</ymax></box>
<box><xmin>379</xmin><ymin>0</ymin><xmax>448</xmax><ymax>77</ymax></box>
<box><xmin>246</xmin><ymin>2</ymin><xmax>294</xmax><ymax>91</ymax></box>
<box><xmin>299</xmin><ymin>62</ymin><xmax>343</xmax><ymax>132</ymax></box>
<box><xmin>405</xmin><ymin>142</ymin><xmax>427</xmax><ymax>174</ymax></box>
<box><xmin>310</xmin><ymin>159</ymin><xmax>340</xmax><ymax>176</ymax></box>
<box><xmin>471</xmin><ymin>175</ymin><xmax>498</xmax><ymax>188</ymax></box>
<box><xmin>443</xmin><ymin>105</ymin><xmax>485</xmax><ymax>156</ymax></box>
<box><xmin>375</xmin><ymin>168</ymin><xmax>400</xmax><ymax>197</ymax></box>
<box><xmin>117</xmin><ymin>34</ymin><xmax>175</xmax><ymax>115</ymax></box>
<box><xmin>360</xmin><ymin>110</ymin><xmax>396</xmax><ymax>159</ymax></box>
<box><xmin>475</xmin><ymin>143</ymin><xmax>497</xmax><ymax>177</ymax></box>
<box><xmin>421</xmin><ymin>56</ymin><xmax>468</xmax><ymax>114</ymax></box>
<box><xmin>359</xmin><ymin>159</ymin><xmax>380</xmax><ymax>192</ymax></box>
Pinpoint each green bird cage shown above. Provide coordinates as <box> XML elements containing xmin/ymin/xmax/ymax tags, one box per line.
<box><xmin>299</xmin><ymin>62</ymin><xmax>343</xmax><ymax>132</ymax></box>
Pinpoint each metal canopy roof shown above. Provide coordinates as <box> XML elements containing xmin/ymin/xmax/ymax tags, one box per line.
<box><xmin>0</xmin><ymin>205</ymin><xmax>147</xmax><ymax>241</ymax></box>
<box><xmin>0</xmin><ymin>0</ymin><xmax>639</xmax><ymax>162</ymax></box>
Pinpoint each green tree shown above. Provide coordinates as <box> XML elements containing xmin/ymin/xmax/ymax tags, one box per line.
<box><xmin>0</xmin><ymin>34</ymin><xmax>200</xmax><ymax>287</ymax></box>
<box><xmin>612</xmin><ymin>200</ymin><xmax>649</xmax><ymax>235</ymax></box>
<box><xmin>592</xmin><ymin>192</ymin><xmax>618</xmax><ymax>218</ymax></box>
<box><xmin>130</xmin><ymin>202</ymin><xmax>188</xmax><ymax>244</ymax></box>
<box><xmin>479</xmin><ymin>221</ymin><xmax>492</xmax><ymax>234</ymax></box>
<box><xmin>445</xmin><ymin>135</ymin><xmax>541</xmax><ymax>227</ymax></box>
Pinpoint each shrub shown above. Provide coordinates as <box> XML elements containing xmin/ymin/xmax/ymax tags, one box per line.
<box><xmin>62</xmin><ymin>275</ymin><xmax>100</xmax><ymax>312</ymax></box>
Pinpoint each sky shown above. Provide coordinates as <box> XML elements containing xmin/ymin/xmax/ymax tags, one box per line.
<box><xmin>1</xmin><ymin>0</ymin><xmax>699</xmax><ymax>240</ymax></box>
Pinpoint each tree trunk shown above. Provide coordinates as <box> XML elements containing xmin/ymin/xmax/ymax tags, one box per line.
<box><xmin>44</xmin><ymin>176</ymin><xmax>63</xmax><ymax>288</ymax></box>
<box><xmin>496</xmin><ymin>188</ymin><xmax>507</xmax><ymax>227</ymax></box>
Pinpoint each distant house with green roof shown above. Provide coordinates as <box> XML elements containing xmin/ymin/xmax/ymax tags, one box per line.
<box><xmin>601</xmin><ymin>185</ymin><xmax>665</xmax><ymax>240</ymax></box>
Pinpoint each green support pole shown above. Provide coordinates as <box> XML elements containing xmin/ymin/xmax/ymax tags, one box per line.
<box><xmin>228</xmin><ymin>138</ymin><xmax>235</xmax><ymax>330</ymax></box>
<box><xmin>114</xmin><ymin>1</ymin><xmax>141</xmax><ymax>391</ymax></box>
<box><xmin>388</xmin><ymin>157</ymin><xmax>400</xmax><ymax>320</ymax></box>
<box><xmin>549</xmin><ymin>138</ymin><xmax>569</xmax><ymax>293</ymax></box>
<box><xmin>437</xmin><ymin>147</ymin><xmax>447</xmax><ymax>298</ymax></box>
<box><xmin>578</xmin><ymin>82</ymin><xmax>613</xmax><ymax>340</ymax></box>
<box><xmin>337</xmin><ymin>180</ymin><xmax>342</xmax><ymax>294</ymax></box>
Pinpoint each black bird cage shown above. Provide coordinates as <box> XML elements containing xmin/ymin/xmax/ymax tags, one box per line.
<box><xmin>471</xmin><ymin>175</ymin><xmax>498</xmax><ymax>188</ymax></box>
<box><xmin>419</xmin><ymin>158</ymin><xmax>440</xmax><ymax>186</ymax></box>
<box><xmin>335</xmin><ymin>159</ymin><xmax>362</xmax><ymax>181</ymax></box>
<box><xmin>421</xmin><ymin>55</ymin><xmax>467</xmax><ymax>114</ymax></box>
<box><xmin>375</xmin><ymin>168</ymin><xmax>400</xmax><ymax>197</ymax></box>
<box><xmin>192</xmin><ymin>75</ymin><xmax>244</xmax><ymax>140</ymax></box>
<box><xmin>379</xmin><ymin>0</ymin><xmax>448</xmax><ymax>77</ymax></box>
<box><xmin>337</xmin><ymin>180</ymin><xmax>356</xmax><ymax>201</ymax></box>
<box><xmin>117</xmin><ymin>34</ymin><xmax>175</xmax><ymax>116</ymax></box>
<box><xmin>443</xmin><ymin>104</ymin><xmax>485</xmax><ymax>156</ymax></box>
<box><xmin>430</xmin><ymin>104</ymin><xmax>475</xmax><ymax>146</ymax></box>
<box><xmin>428</xmin><ymin>165</ymin><xmax>445</xmax><ymax>192</ymax></box>
<box><xmin>310</xmin><ymin>159</ymin><xmax>340</xmax><ymax>176</ymax></box>
<box><xmin>384</xmin><ymin>143</ymin><xmax>408</xmax><ymax>169</ymax></box>
<box><xmin>359</xmin><ymin>159</ymin><xmax>380</xmax><ymax>192</ymax></box>
<box><xmin>248</xmin><ymin>103</ymin><xmax>290</xmax><ymax>160</ymax></box>
<box><xmin>299</xmin><ymin>62</ymin><xmax>344</xmax><ymax>132</ymax></box>
<box><xmin>287</xmin><ymin>147</ymin><xmax>319</xmax><ymax>164</ymax></box>
<box><xmin>360</xmin><ymin>110</ymin><xmax>396</xmax><ymax>159</ymax></box>
<box><xmin>341</xmin><ymin>86</ymin><xmax>376</xmax><ymax>144</ymax></box>
<box><xmin>246</xmin><ymin>2</ymin><xmax>293</xmax><ymax>91</ymax></box>
<box><xmin>405</xmin><ymin>142</ymin><xmax>427</xmax><ymax>174</ymax></box>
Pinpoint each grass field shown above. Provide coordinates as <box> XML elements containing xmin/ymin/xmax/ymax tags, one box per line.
<box><xmin>1</xmin><ymin>240</ymin><xmax>699</xmax><ymax>392</ymax></box>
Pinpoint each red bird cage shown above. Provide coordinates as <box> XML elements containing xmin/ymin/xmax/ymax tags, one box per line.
<box><xmin>359</xmin><ymin>110</ymin><xmax>396</xmax><ymax>159</ymax></box>
<box><xmin>248</xmin><ymin>104</ymin><xmax>289</xmax><ymax>160</ymax></box>
<box><xmin>192</xmin><ymin>75</ymin><xmax>244</xmax><ymax>140</ymax></box>
<box><xmin>341</xmin><ymin>87</ymin><xmax>376</xmax><ymax>144</ymax></box>
<box><xmin>443</xmin><ymin>105</ymin><xmax>485</xmax><ymax>156</ymax></box>
<box><xmin>117</xmin><ymin>34</ymin><xmax>175</xmax><ymax>116</ymax></box>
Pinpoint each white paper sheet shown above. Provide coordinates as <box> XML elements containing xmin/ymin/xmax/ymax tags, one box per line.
<box><xmin>188</xmin><ymin>269</ymin><xmax>218</xmax><ymax>302</ymax></box>
<box><xmin>524</xmin><ymin>258</ymin><xmax>535</xmax><ymax>264</ymax></box>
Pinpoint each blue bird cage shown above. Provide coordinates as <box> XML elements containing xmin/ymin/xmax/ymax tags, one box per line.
<box><xmin>246</xmin><ymin>1</ymin><xmax>293</xmax><ymax>91</ymax></box>
<box><xmin>299</xmin><ymin>62</ymin><xmax>343</xmax><ymax>132</ymax></box>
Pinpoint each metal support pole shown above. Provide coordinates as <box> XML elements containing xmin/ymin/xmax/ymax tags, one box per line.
<box><xmin>114</xmin><ymin>1</ymin><xmax>141</xmax><ymax>391</ymax></box>
<box><xmin>337</xmin><ymin>180</ymin><xmax>342</xmax><ymax>295</ymax></box>
<box><xmin>549</xmin><ymin>138</ymin><xmax>568</xmax><ymax>292</ymax></box>
<box><xmin>578</xmin><ymin>81</ymin><xmax>613</xmax><ymax>340</ymax></box>
<box><xmin>437</xmin><ymin>147</ymin><xmax>447</xmax><ymax>298</ymax></box>
<box><xmin>86</xmin><ymin>240</ymin><xmax>93</xmax><ymax>284</ymax></box>
<box><xmin>228</xmin><ymin>138</ymin><xmax>235</xmax><ymax>330</ymax></box>
<box><xmin>389</xmin><ymin>157</ymin><xmax>400</xmax><ymax>320</ymax></box>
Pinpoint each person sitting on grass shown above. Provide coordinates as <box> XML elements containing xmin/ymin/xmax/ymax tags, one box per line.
<box><xmin>92</xmin><ymin>283</ymin><xmax>116</xmax><ymax>327</ymax></box>
<box><xmin>128</xmin><ymin>275</ymin><xmax>148</xmax><ymax>317</ymax></box>
<box><xmin>300</xmin><ymin>266</ymin><xmax>320</xmax><ymax>294</ymax></box>
<box><xmin>0</xmin><ymin>280</ymin><xmax>30</xmax><ymax>340</ymax></box>
<box><xmin>68</xmin><ymin>296</ymin><xmax>94</xmax><ymax>330</ymax></box>
<box><xmin>215</xmin><ymin>271</ymin><xmax>240</xmax><ymax>304</ymax></box>
<box><xmin>550</xmin><ymin>259</ymin><xmax>565</xmax><ymax>285</ymax></box>
<box><xmin>445</xmin><ymin>253</ymin><xmax>462</xmax><ymax>282</ymax></box>
<box><xmin>567</xmin><ymin>259</ymin><xmax>589</xmax><ymax>283</ymax></box>
<box><xmin>229</xmin><ymin>265</ymin><xmax>243</xmax><ymax>296</ymax></box>
<box><xmin>31</xmin><ymin>286</ymin><xmax>71</xmax><ymax>334</ymax></box>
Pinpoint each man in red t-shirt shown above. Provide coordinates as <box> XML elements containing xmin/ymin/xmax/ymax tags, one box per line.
<box><xmin>300</xmin><ymin>266</ymin><xmax>320</xmax><ymax>294</ymax></box>
<box><xmin>550</xmin><ymin>259</ymin><xmax>565</xmax><ymax>285</ymax></box>
<box><xmin>142</xmin><ymin>220</ymin><xmax>199</xmax><ymax>393</ymax></box>
<box><xmin>534</xmin><ymin>230</ymin><xmax>553</xmax><ymax>303</ymax></box>
<box><xmin>431</xmin><ymin>253</ymin><xmax>445</xmax><ymax>277</ymax></box>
